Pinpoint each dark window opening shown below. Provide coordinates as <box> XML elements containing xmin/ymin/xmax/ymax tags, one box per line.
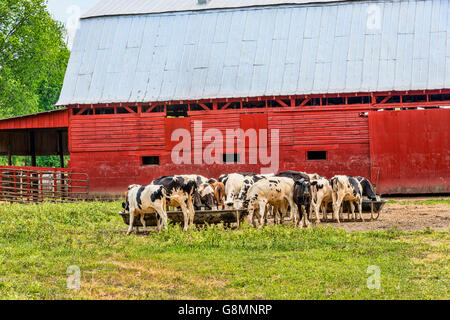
<box><xmin>385</xmin><ymin>96</ymin><xmax>401</xmax><ymax>104</ymax></box>
<box><xmin>166</xmin><ymin>104</ymin><xmax>188</xmax><ymax>118</ymax></box>
<box><xmin>94</xmin><ymin>108</ymin><xmax>114</xmax><ymax>115</ymax></box>
<box><xmin>347</xmin><ymin>96</ymin><xmax>370</xmax><ymax>105</ymax></box>
<box><xmin>190</xmin><ymin>103</ymin><xmax>213</xmax><ymax>111</ymax></box>
<box><xmin>144</xmin><ymin>105</ymin><xmax>164</xmax><ymax>113</ymax></box>
<box><xmin>243</xmin><ymin>101</ymin><xmax>266</xmax><ymax>109</ymax></box>
<box><xmin>219</xmin><ymin>102</ymin><xmax>240</xmax><ymax>110</ymax></box>
<box><xmin>223</xmin><ymin>153</ymin><xmax>240</xmax><ymax>164</ymax></box>
<box><xmin>116</xmin><ymin>106</ymin><xmax>137</xmax><ymax>114</ymax></box>
<box><xmin>402</xmin><ymin>95</ymin><xmax>427</xmax><ymax>103</ymax></box>
<box><xmin>307</xmin><ymin>151</ymin><xmax>327</xmax><ymax>161</ymax></box>
<box><xmin>142</xmin><ymin>156</ymin><xmax>160</xmax><ymax>166</ymax></box>
<box><xmin>326</xmin><ymin>97</ymin><xmax>346</xmax><ymax>105</ymax></box>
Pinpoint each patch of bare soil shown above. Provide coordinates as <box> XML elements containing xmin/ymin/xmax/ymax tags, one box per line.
<box><xmin>321</xmin><ymin>202</ymin><xmax>450</xmax><ymax>232</ymax></box>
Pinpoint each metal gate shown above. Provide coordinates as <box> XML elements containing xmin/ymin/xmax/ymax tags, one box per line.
<box><xmin>0</xmin><ymin>166</ymin><xmax>89</xmax><ymax>203</ymax></box>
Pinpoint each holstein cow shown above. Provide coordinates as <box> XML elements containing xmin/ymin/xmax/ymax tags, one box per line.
<box><xmin>244</xmin><ymin>177</ymin><xmax>298</xmax><ymax>228</ymax></box>
<box><xmin>276</xmin><ymin>171</ymin><xmax>312</xmax><ymax>223</ymax></box>
<box><xmin>223</xmin><ymin>173</ymin><xmax>258</xmax><ymax>208</ymax></box>
<box><xmin>311</xmin><ymin>178</ymin><xmax>333</xmax><ymax>223</ymax></box>
<box><xmin>233</xmin><ymin>174</ymin><xmax>270</xmax><ymax>209</ymax></box>
<box><xmin>293</xmin><ymin>178</ymin><xmax>312</xmax><ymax>228</ymax></box>
<box><xmin>179</xmin><ymin>175</ymin><xmax>215</xmax><ymax>210</ymax></box>
<box><xmin>122</xmin><ymin>184</ymin><xmax>167</xmax><ymax>235</ymax></box>
<box><xmin>151</xmin><ymin>175</ymin><xmax>199</xmax><ymax>231</ymax></box>
<box><xmin>330</xmin><ymin>175</ymin><xmax>364</xmax><ymax>223</ymax></box>
<box><xmin>356</xmin><ymin>176</ymin><xmax>380</xmax><ymax>220</ymax></box>
<box><xmin>276</xmin><ymin>171</ymin><xmax>310</xmax><ymax>182</ymax></box>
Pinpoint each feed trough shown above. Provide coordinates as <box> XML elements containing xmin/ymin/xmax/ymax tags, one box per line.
<box><xmin>119</xmin><ymin>208</ymin><xmax>248</xmax><ymax>228</ymax></box>
<box><xmin>119</xmin><ymin>200</ymin><xmax>387</xmax><ymax>227</ymax></box>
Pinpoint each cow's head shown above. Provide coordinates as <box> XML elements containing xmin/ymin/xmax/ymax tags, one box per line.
<box><xmin>197</xmin><ymin>183</ymin><xmax>215</xmax><ymax>209</ymax></box>
<box><xmin>295</xmin><ymin>179</ymin><xmax>311</xmax><ymax>200</ymax></box>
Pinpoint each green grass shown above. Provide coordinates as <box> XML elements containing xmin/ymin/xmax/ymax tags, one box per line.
<box><xmin>0</xmin><ymin>202</ymin><xmax>448</xmax><ymax>300</ymax></box>
<box><xmin>387</xmin><ymin>199</ymin><xmax>450</xmax><ymax>205</ymax></box>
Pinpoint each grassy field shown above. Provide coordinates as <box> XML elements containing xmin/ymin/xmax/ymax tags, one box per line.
<box><xmin>0</xmin><ymin>201</ymin><xmax>448</xmax><ymax>300</ymax></box>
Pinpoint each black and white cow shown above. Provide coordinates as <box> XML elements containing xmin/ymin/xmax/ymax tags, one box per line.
<box><xmin>151</xmin><ymin>175</ymin><xmax>199</xmax><ymax>231</ymax></box>
<box><xmin>244</xmin><ymin>177</ymin><xmax>298</xmax><ymax>228</ymax></box>
<box><xmin>233</xmin><ymin>174</ymin><xmax>274</xmax><ymax>209</ymax></box>
<box><xmin>293</xmin><ymin>178</ymin><xmax>312</xmax><ymax>228</ymax></box>
<box><xmin>182</xmin><ymin>175</ymin><xmax>215</xmax><ymax>210</ymax></box>
<box><xmin>310</xmin><ymin>178</ymin><xmax>333</xmax><ymax>223</ymax></box>
<box><xmin>356</xmin><ymin>176</ymin><xmax>380</xmax><ymax>220</ymax></box>
<box><xmin>223</xmin><ymin>173</ymin><xmax>255</xmax><ymax>208</ymax></box>
<box><xmin>276</xmin><ymin>171</ymin><xmax>311</xmax><ymax>183</ymax></box>
<box><xmin>330</xmin><ymin>175</ymin><xmax>364</xmax><ymax>223</ymax></box>
<box><xmin>356</xmin><ymin>177</ymin><xmax>379</xmax><ymax>201</ymax></box>
<box><xmin>122</xmin><ymin>184</ymin><xmax>167</xmax><ymax>235</ymax></box>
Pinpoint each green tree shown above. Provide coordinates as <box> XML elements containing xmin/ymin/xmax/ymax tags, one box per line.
<box><xmin>0</xmin><ymin>0</ymin><xmax>69</xmax><ymax>118</ymax></box>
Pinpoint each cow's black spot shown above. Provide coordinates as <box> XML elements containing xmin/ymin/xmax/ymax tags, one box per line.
<box><xmin>150</xmin><ymin>186</ymin><xmax>164</xmax><ymax>202</ymax></box>
<box><xmin>252</xmin><ymin>176</ymin><xmax>264</xmax><ymax>182</ymax></box>
<box><xmin>348</xmin><ymin>177</ymin><xmax>362</xmax><ymax>197</ymax></box>
<box><xmin>136</xmin><ymin>186</ymin><xmax>146</xmax><ymax>210</ymax></box>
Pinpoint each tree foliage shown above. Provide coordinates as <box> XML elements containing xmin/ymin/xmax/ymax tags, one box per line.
<box><xmin>0</xmin><ymin>0</ymin><xmax>69</xmax><ymax>118</ymax></box>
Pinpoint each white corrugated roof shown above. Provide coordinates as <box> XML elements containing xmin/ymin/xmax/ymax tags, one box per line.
<box><xmin>58</xmin><ymin>0</ymin><xmax>450</xmax><ymax>106</ymax></box>
<box><xmin>82</xmin><ymin>0</ymin><xmax>351</xmax><ymax>18</ymax></box>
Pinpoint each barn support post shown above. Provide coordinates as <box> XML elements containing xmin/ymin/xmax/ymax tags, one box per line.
<box><xmin>7</xmin><ymin>135</ymin><xmax>12</xmax><ymax>166</ymax></box>
<box><xmin>58</xmin><ymin>131</ymin><xmax>65</xmax><ymax>169</ymax></box>
<box><xmin>29</xmin><ymin>131</ymin><xmax>36</xmax><ymax>167</ymax></box>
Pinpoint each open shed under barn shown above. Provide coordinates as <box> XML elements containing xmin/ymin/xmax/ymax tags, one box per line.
<box><xmin>0</xmin><ymin>0</ymin><xmax>449</xmax><ymax>198</ymax></box>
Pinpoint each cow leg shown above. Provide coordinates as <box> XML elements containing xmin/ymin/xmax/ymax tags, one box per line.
<box><xmin>358</xmin><ymin>200</ymin><xmax>365</xmax><ymax>222</ymax></box>
<box><xmin>315</xmin><ymin>195</ymin><xmax>322</xmax><ymax>224</ymax></box>
<box><xmin>140</xmin><ymin>214</ymin><xmax>147</xmax><ymax>233</ymax></box>
<box><xmin>302</xmin><ymin>206</ymin><xmax>310</xmax><ymax>228</ymax></box>
<box><xmin>179</xmin><ymin>201</ymin><xmax>190</xmax><ymax>232</ymax></box>
<box><xmin>127</xmin><ymin>209</ymin><xmax>136</xmax><ymax>236</ymax></box>
<box><xmin>322</xmin><ymin>202</ymin><xmax>328</xmax><ymax>222</ymax></box>
<box><xmin>247</xmin><ymin>207</ymin><xmax>255</xmax><ymax>227</ymax></box>
<box><xmin>334</xmin><ymin>199</ymin><xmax>342</xmax><ymax>224</ymax></box>
<box><xmin>331</xmin><ymin>193</ymin><xmax>340</xmax><ymax>223</ymax></box>
<box><xmin>349</xmin><ymin>201</ymin><xmax>356</xmax><ymax>221</ymax></box>
<box><xmin>156</xmin><ymin>206</ymin><xmax>168</xmax><ymax>231</ymax></box>
<box><xmin>257</xmin><ymin>200</ymin><xmax>267</xmax><ymax>228</ymax></box>
<box><xmin>156</xmin><ymin>214</ymin><xmax>162</xmax><ymax>232</ymax></box>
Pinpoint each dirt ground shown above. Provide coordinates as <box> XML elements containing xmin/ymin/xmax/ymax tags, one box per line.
<box><xmin>320</xmin><ymin>199</ymin><xmax>450</xmax><ymax>232</ymax></box>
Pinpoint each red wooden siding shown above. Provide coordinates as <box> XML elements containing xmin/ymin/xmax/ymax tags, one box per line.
<box><xmin>70</xmin><ymin>113</ymin><xmax>165</xmax><ymax>152</ymax></box>
<box><xmin>369</xmin><ymin>109</ymin><xmax>450</xmax><ymax>194</ymax></box>
<box><xmin>270</xmin><ymin>110</ymin><xmax>371</xmax><ymax>179</ymax></box>
<box><xmin>0</xmin><ymin>109</ymin><xmax>69</xmax><ymax>130</ymax></box>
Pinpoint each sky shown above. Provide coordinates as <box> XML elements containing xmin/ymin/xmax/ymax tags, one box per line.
<box><xmin>47</xmin><ymin>0</ymin><xmax>101</xmax><ymax>49</ymax></box>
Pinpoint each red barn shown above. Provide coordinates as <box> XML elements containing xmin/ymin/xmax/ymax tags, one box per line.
<box><xmin>1</xmin><ymin>0</ymin><xmax>449</xmax><ymax>198</ymax></box>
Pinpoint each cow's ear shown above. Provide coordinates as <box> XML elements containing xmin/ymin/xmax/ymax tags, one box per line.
<box><xmin>122</xmin><ymin>202</ymin><xmax>126</xmax><ymax>209</ymax></box>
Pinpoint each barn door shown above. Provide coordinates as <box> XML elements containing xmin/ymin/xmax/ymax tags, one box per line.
<box><xmin>165</xmin><ymin>117</ymin><xmax>191</xmax><ymax>161</ymax></box>
<box><xmin>239</xmin><ymin>113</ymin><xmax>268</xmax><ymax>165</ymax></box>
<box><xmin>369</xmin><ymin>109</ymin><xmax>450</xmax><ymax>194</ymax></box>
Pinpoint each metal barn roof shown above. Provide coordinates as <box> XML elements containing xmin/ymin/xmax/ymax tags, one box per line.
<box><xmin>57</xmin><ymin>0</ymin><xmax>450</xmax><ymax>106</ymax></box>
<box><xmin>82</xmin><ymin>0</ymin><xmax>350</xmax><ymax>18</ymax></box>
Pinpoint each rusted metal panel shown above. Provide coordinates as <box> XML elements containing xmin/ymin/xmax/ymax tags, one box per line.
<box><xmin>0</xmin><ymin>166</ymin><xmax>89</xmax><ymax>203</ymax></box>
<box><xmin>369</xmin><ymin>109</ymin><xmax>450</xmax><ymax>194</ymax></box>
